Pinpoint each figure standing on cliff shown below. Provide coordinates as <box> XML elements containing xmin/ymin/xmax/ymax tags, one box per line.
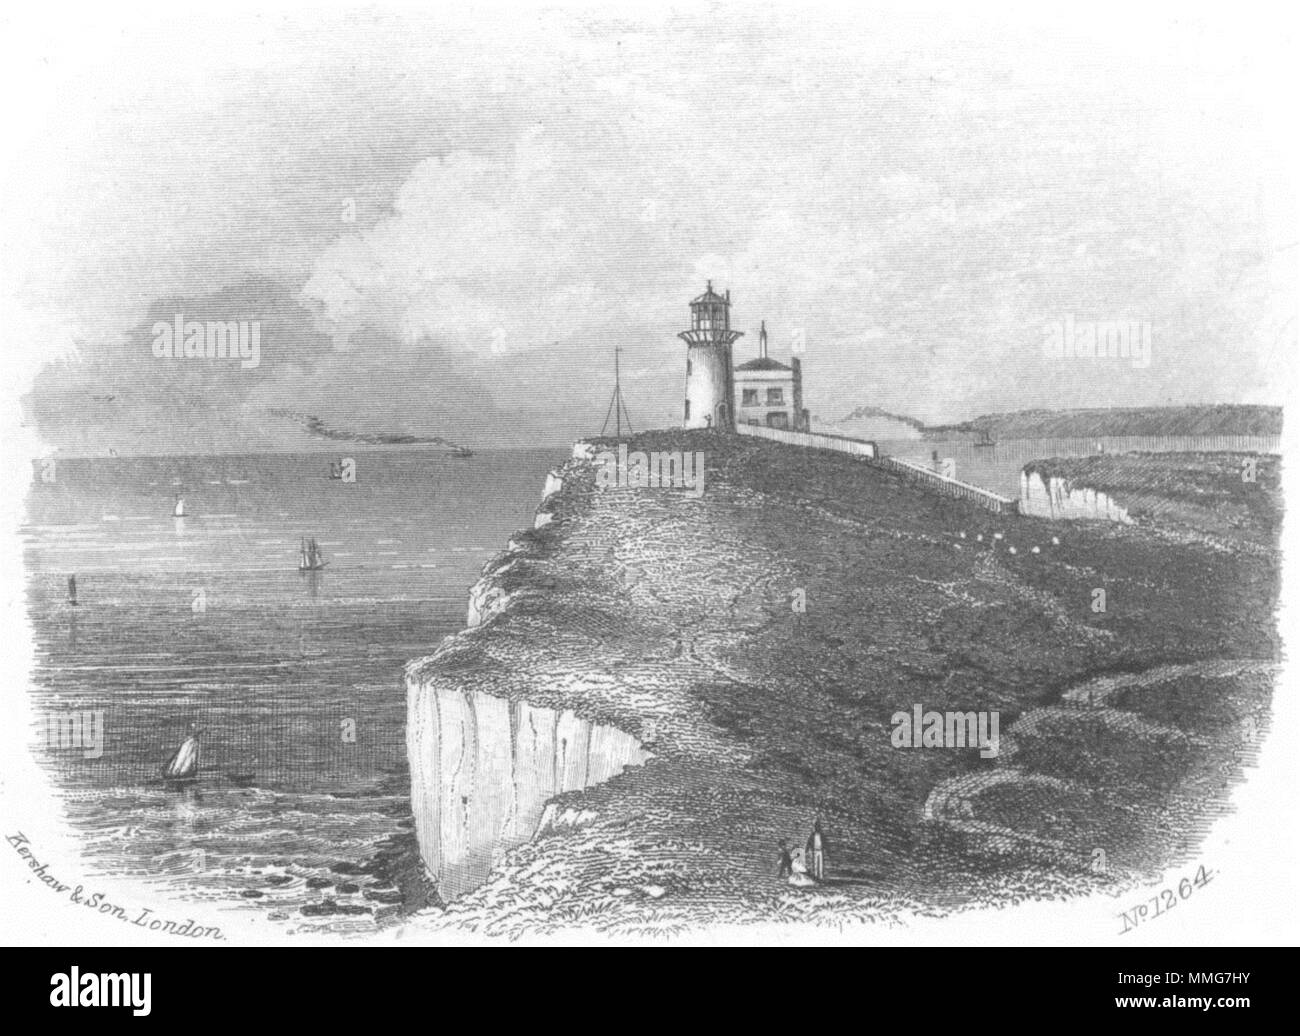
<box><xmin>787</xmin><ymin>848</ymin><xmax>815</xmax><ymax>887</ymax></box>
<box><xmin>776</xmin><ymin>839</ymin><xmax>793</xmax><ymax>878</ymax></box>
<box><xmin>805</xmin><ymin>820</ymin><xmax>827</xmax><ymax>880</ymax></box>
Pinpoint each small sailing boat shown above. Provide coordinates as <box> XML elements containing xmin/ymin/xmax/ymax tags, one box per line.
<box><xmin>67</xmin><ymin>574</ymin><xmax>78</xmax><ymax>607</ymax></box>
<box><xmin>973</xmin><ymin>427</ymin><xmax>995</xmax><ymax>449</ymax></box>
<box><xmin>161</xmin><ymin>727</ymin><xmax>200</xmax><ymax>781</ymax></box>
<box><xmin>451</xmin><ymin>445</ymin><xmax>473</xmax><ymax>458</ymax></box>
<box><xmin>298</xmin><ymin>537</ymin><xmax>327</xmax><ymax>572</ymax></box>
<box><xmin>173</xmin><ymin>495</ymin><xmax>187</xmax><ymax>517</ymax></box>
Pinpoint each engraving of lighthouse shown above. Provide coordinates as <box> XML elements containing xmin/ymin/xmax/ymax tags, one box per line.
<box><xmin>678</xmin><ymin>281</ymin><xmax>743</xmax><ymax>431</ymax></box>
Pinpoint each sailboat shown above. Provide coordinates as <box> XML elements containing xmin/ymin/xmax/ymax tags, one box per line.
<box><xmin>327</xmin><ymin>460</ymin><xmax>344</xmax><ymax>479</ymax></box>
<box><xmin>67</xmin><ymin>574</ymin><xmax>78</xmax><ymax>607</ymax></box>
<box><xmin>973</xmin><ymin>427</ymin><xmax>995</xmax><ymax>449</ymax></box>
<box><xmin>161</xmin><ymin>728</ymin><xmax>200</xmax><ymax>781</ymax></box>
<box><xmin>298</xmin><ymin>537</ymin><xmax>327</xmax><ymax>572</ymax></box>
<box><xmin>173</xmin><ymin>495</ymin><xmax>187</xmax><ymax>517</ymax></box>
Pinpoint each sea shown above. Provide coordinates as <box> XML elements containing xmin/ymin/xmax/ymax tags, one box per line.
<box><xmin>22</xmin><ymin>447</ymin><xmax>567</xmax><ymax>936</ymax></box>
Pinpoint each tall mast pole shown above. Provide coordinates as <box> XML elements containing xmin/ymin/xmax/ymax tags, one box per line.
<box><xmin>600</xmin><ymin>346</ymin><xmax>634</xmax><ymax>437</ymax></box>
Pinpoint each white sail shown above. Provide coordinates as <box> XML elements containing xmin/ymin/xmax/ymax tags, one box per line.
<box><xmin>161</xmin><ymin>735</ymin><xmax>200</xmax><ymax>779</ymax></box>
<box><xmin>173</xmin><ymin>497</ymin><xmax>186</xmax><ymax>517</ymax></box>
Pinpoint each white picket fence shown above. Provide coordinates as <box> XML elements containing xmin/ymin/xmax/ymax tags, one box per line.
<box><xmin>735</xmin><ymin>422</ymin><xmax>877</xmax><ymax>459</ymax></box>
<box><xmin>735</xmin><ymin>422</ymin><xmax>1018</xmax><ymax>514</ymax></box>
<box><xmin>878</xmin><ymin>456</ymin><xmax>1019</xmax><ymax>514</ymax></box>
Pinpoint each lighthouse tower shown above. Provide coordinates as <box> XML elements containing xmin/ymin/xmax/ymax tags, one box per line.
<box><xmin>678</xmin><ymin>282</ymin><xmax>743</xmax><ymax>430</ymax></box>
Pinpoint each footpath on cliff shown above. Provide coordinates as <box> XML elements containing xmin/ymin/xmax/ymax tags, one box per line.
<box><xmin>406</xmin><ymin>431</ymin><xmax>1279</xmax><ymax>937</ymax></box>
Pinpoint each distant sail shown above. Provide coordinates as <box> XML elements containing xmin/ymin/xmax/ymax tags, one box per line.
<box><xmin>161</xmin><ymin>733</ymin><xmax>200</xmax><ymax>780</ymax></box>
<box><xmin>299</xmin><ymin>536</ymin><xmax>327</xmax><ymax>571</ymax></box>
<box><xmin>67</xmin><ymin>574</ymin><xmax>78</xmax><ymax>606</ymax></box>
<box><xmin>173</xmin><ymin>496</ymin><xmax>186</xmax><ymax>517</ymax></box>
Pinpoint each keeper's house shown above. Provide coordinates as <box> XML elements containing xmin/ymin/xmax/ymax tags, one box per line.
<box><xmin>735</xmin><ymin>320</ymin><xmax>808</xmax><ymax>431</ymax></box>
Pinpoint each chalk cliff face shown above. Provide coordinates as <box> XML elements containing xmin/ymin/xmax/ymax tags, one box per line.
<box><xmin>466</xmin><ymin>567</ymin><xmax>514</xmax><ymax>628</ymax></box>
<box><xmin>1019</xmin><ymin>470</ymin><xmax>1132</xmax><ymax>523</ymax></box>
<box><xmin>406</xmin><ymin>682</ymin><xmax>648</xmax><ymax>902</ymax></box>
<box><xmin>464</xmin><ymin>471</ymin><xmax>568</xmax><ymax>626</ymax></box>
<box><xmin>542</xmin><ymin>470</ymin><xmax>564</xmax><ymax>501</ymax></box>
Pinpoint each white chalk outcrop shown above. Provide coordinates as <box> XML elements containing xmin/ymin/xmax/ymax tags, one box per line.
<box><xmin>1019</xmin><ymin>470</ymin><xmax>1132</xmax><ymax>523</ymax></box>
<box><xmin>542</xmin><ymin>472</ymin><xmax>563</xmax><ymax>501</ymax></box>
<box><xmin>406</xmin><ymin>684</ymin><xmax>649</xmax><ymax>902</ymax></box>
<box><xmin>465</xmin><ymin>574</ymin><xmax>511</xmax><ymax>628</ymax></box>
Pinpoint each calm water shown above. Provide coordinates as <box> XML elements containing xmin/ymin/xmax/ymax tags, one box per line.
<box><xmin>23</xmin><ymin>448</ymin><xmax>565</xmax><ymax>935</ymax></box>
<box><xmin>879</xmin><ymin>434</ymin><xmax>1280</xmax><ymax>497</ymax></box>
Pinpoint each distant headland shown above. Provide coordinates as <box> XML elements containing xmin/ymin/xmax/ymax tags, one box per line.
<box><xmin>820</xmin><ymin>404</ymin><xmax>1282</xmax><ymax>443</ymax></box>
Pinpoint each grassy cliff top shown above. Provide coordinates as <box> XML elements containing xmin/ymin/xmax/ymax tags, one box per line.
<box><xmin>408</xmin><ymin>430</ymin><xmax>1279</xmax><ymax>936</ymax></box>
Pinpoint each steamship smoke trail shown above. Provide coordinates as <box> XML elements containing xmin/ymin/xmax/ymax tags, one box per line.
<box><xmin>269</xmin><ymin>409</ymin><xmax>471</xmax><ymax>451</ymax></box>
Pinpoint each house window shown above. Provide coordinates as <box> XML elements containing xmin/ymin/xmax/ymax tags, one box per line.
<box><xmin>766</xmin><ymin>387</ymin><xmax>784</xmax><ymax>404</ymax></box>
<box><xmin>742</xmin><ymin>389</ymin><xmax>759</xmax><ymax>405</ymax></box>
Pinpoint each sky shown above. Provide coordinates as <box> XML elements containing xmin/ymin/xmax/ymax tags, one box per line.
<box><xmin>2</xmin><ymin>2</ymin><xmax>1294</xmax><ymax>452</ymax></box>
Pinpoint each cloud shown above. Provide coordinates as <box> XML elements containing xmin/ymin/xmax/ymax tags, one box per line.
<box><xmin>7</xmin><ymin>6</ymin><xmax>1294</xmax><ymax>448</ymax></box>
